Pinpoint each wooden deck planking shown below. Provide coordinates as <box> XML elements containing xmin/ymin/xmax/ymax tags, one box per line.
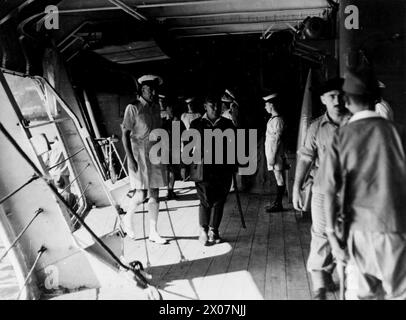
<box><xmin>181</xmin><ymin>200</ymin><xmax>239</xmax><ymax>300</ymax></box>
<box><xmin>154</xmin><ymin>189</ymin><xmax>239</xmax><ymax>299</ymax></box>
<box><xmin>123</xmin><ymin>186</ymin><xmax>200</xmax><ymax>276</ymax></box>
<box><xmin>265</xmin><ymin>210</ymin><xmax>287</xmax><ymax>299</ymax></box>
<box><xmin>157</xmin><ymin>212</ymin><xmax>234</xmax><ymax>300</ymax></box>
<box><xmin>217</xmin><ymin>194</ymin><xmax>262</xmax><ymax>299</ymax></box>
<box><xmin>246</xmin><ymin>197</ymin><xmax>269</xmax><ymax>298</ymax></box>
<box><xmin>296</xmin><ymin>215</ymin><xmax>314</xmax><ymax>297</ymax></box>
<box><xmin>161</xmin><ymin>211</ymin><xmax>236</xmax><ymax>300</ymax></box>
<box><xmin>123</xmin><ymin>203</ymin><xmax>189</xmax><ymax>268</ymax></box>
<box><xmin>191</xmin><ymin>195</ymin><xmax>248</xmax><ymax>299</ymax></box>
<box><xmin>150</xmin><ymin>208</ymin><xmax>200</xmax><ymax>281</ymax></box>
<box><xmin>297</xmin><ymin>216</ymin><xmax>338</xmax><ymax>300</ymax></box>
<box><xmin>117</xmin><ymin>182</ymin><xmax>317</xmax><ymax>300</ymax></box>
<box><xmin>283</xmin><ymin>211</ymin><xmax>312</xmax><ymax>300</ymax></box>
<box><xmin>196</xmin><ymin>193</ymin><xmax>250</xmax><ymax>299</ymax></box>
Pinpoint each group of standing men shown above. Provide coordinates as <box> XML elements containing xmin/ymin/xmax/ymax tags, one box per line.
<box><xmin>121</xmin><ymin>74</ymin><xmax>239</xmax><ymax>246</ymax></box>
<box><xmin>293</xmin><ymin>67</ymin><xmax>406</xmax><ymax>300</ymax></box>
<box><xmin>119</xmin><ymin>68</ymin><xmax>406</xmax><ymax>300</ymax></box>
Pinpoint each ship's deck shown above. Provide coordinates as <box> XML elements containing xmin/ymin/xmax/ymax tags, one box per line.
<box><xmin>1</xmin><ymin>180</ymin><xmax>340</xmax><ymax>300</ymax></box>
<box><xmin>123</xmin><ymin>182</ymin><xmax>339</xmax><ymax>300</ymax></box>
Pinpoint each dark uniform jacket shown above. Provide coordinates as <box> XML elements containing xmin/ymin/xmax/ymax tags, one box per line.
<box><xmin>189</xmin><ymin>115</ymin><xmax>236</xmax><ymax>181</ymax></box>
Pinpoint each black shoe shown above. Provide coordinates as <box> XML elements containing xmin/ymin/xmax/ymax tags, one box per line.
<box><xmin>167</xmin><ymin>190</ymin><xmax>178</xmax><ymax>200</ymax></box>
<box><xmin>265</xmin><ymin>202</ymin><xmax>283</xmax><ymax>213</ymax></box>
<box><xmin>199</xmin><ymin>228</ymin><xmax>209</xmax><ymax>246</ymax></box>
<box><xmin>325</xmin><ymin>277</ymin><xmax>338</xmax><ymax>292</ymax></box>
<box><xmin>313</xmin><ymin>288</ymin><xmax>327</xmax><ymax>300</ymax></box>
<box><xmin>208</xmin><ymin>229</ymin><xmax>222</xmax><ymax>245</ymax></box>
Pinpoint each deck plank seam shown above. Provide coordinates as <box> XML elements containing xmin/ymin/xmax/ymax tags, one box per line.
<box><xmin>282</xmin><ymin>211</ymin><xmax>289</xmax><ymax>300</ymax></box>
<box><xmin>296</xmin><ymin>214</ymin><xmax>313</xmax><ymax>298</ymax></box>
<box><xmin>157</xmin><ymin>191</ymin><xmax>239</xmax><ymax>293</ymax></box>
<box><xmin>246</xmin><ymin>197</ymin><xmax>267</xmax><ymax>297</ymax></box>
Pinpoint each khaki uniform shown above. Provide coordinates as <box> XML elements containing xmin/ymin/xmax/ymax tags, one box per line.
<box><xmin>122</xmin><ymin>96</ymin><xmax>167</xmax><ymax>190</ymax></box>
<box><xmin>298</xmin><ymin>112</ymin><xmax>350</xmax><ymax>289</ymax></box>
<box><xmin>265</xmin><ymin>116</ymin><xmax>286</xmax><ymax>171</ymax></box>
<box><xmin>321</xmin><ymin>111</ymin><xmax>406</xmax><ymax>299</ymax></box>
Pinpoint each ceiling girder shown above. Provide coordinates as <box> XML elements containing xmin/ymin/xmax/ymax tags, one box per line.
<box><xmin>107</xmin><ymin>0</ymin><xmax>147</xmax><ymax>21</ymax></box>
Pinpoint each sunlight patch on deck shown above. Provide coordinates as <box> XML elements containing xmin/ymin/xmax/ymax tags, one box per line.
<box><xmin>159</xmin><ymin>270</ymin><xmax>263</xmax><ymax>300</ymax></box>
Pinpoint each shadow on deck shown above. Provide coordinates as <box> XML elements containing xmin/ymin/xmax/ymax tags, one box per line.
<box><xmin>123</xmin><ymin>182</ymin><xmax>339</xmax><ymax>300</ymax></box>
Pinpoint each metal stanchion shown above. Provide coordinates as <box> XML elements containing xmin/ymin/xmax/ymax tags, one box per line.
<box><xmin>48</xmin><ymin>147</ymin><xmax>85</xmax><ymax>171</ymax></box>
<box><xmin>0</xmin><ymin>174</ymin><xmax>39</xmax><ymax>205</ymax></box>
<box><xmin>23</xmin><ymin>118</ymin><xmax>70</xmax><ymax>129</ymax></box>
<box><xmin>118</xmin><ymin>155</ymin><xmax>128</xmax><ymax>179</ymax></box>
<box><xmin>112</xmin><ymin>143</ymin><xmax>128</xmax><ymax>177</ymax></box>
<box><xmin>0</xmin><ymin>208</ymin><xmax>44</xmax><ymax>264</ymax></box>
<box><xmin>60</xmin><ymin>164</ymin><xmax>90</xmax><ymax>194</ymax></box>
<box><xmin>72</xmin><ymin>183</ymin><xmax>91</xmax><ymax>211</ymax></box>
<box><xmin>15</xmin><ymin>246</ymin><xmax>47</xmax><ymax>300</ymax></box>
<box><xmin>0</xmin><ymin>122</ymin><xmax>152</xmax><ymax>293</ymax></box>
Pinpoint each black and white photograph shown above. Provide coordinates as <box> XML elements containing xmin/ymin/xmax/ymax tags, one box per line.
<box><xmin>0</xmin><ymin>0</ymin><xmax>406</xmax><ymax>304</ymax></box>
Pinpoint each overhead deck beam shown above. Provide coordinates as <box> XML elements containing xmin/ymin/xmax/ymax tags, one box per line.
<box><xmin>0</xmin><ymin>0</ymin><xmax>37</xmax><ymax>25</ymax></box>
<box><xmin>55</xmin><ymin>6</ymin><xmax>326</xmax><ymax>17</ymax></box>
<box><xmin>156</xmin><ymin>7</ymin><xmax>326</xmax><ymax>21</ymax></box>
<box><xmin>169</xmin><ymin>20</ymin><xmax>307</xmax><ymax>32</ymax></box>
<box><xmin>176</xmin><ymin>31</ymin><xmax>265</xmax><ymax>38</ymax></box>
<box><xmin>164</xmin><ymin>9</ymin><xmax>325</xmax><ymax>28</ymax></box>
<box><xmin>57</xmin><ymin>0</ymin><xmax>328</xmax><ymax>15</ymax></box>
<box><xmin>172</xmin><ymin>20</ymin><xmax>303</xmax><ymax>37</ymax></box>
<box><xmin>107</xmin><ymin>0</ymin><xmax>147</xmax><ymax>21</ymax></box>
<box><xmin>58</xmin><ymin>0</ymin><xmax>328</xmax><ymax>10</ymax></box>
<box><xmin>58</xmin><ymin>0</ymin><xmax>230</xmax><ymax>11</ymax></box>
<box><xmin>111</xmin><ymin>55</ymin><xmax>169</xmax><ymax>64</ymax></box>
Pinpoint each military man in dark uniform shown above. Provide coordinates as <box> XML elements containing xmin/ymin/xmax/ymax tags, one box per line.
<box><xmin>189</xmin><ymin>95</ymin><xmax>236</xmax><ymax>246</ymax></box>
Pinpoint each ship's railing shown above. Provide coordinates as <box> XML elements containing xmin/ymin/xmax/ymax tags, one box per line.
<box><xmin>94</xmin><ymin>136</ymin><xmax>128</xmax><ymax>183</ymax></box>
<box><xmin>34</xmin><ymin>76</ymin><xmax>124</xmax><ymax>214</ymax></box>
<box><xmin>0</xmin><ymin>141</ymin><xmax>91</xmax><ymax>230</ymax></box>
<box><xmin>0</xmin><ymin>121</ymin><xmax>155</xmax><ymax>299</ymax></box>
<box><xmin>0</xmin><ymin>174</ymin><xmax>39</xmax><ymax>205</ymax></box>
<box><xmin>0</xmin><ymin>209</ymin><xmax>43</xmax><ymax>264</ymax></box>
<box><xmin>60</xmin><ymin>163</ymin><xmax>90</xmax><ymax>195</ymax></box>
<box><xmin>0</xmin><ymin>121</ymin><xmax>91</xmax><ymax>298</ymax></box>
<box><xmin>47</xmin><ymin>147</ymin><xmax>85</xmax><ymax>172</ymax></box>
